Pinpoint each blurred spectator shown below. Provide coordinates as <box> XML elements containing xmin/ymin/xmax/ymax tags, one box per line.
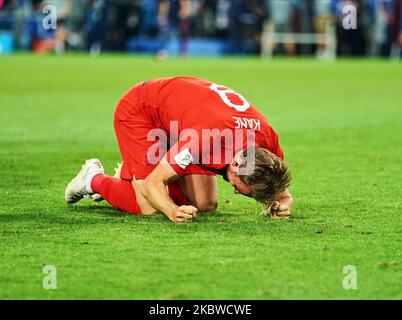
<box><xmin>29</xmin><ymin>0</ymin><xmax>57</xmax><ymax>53</ymax></box>
<box><xmin>85</xmin><ymin>0</ymin><xmax>106</xmax><ymax>54</ymax></box>
<box><xmin>228</xmin><ymin>0</ymin><xmax>267</xmax><ymax>54</ymax></box>
<box><xmin>52</xmin><ymin>0</ymin><xmax>72</xmax><ymax>53</ymax></box>
<box><xmin>173</xmin><ymin>0</ymin><xmax>191</xmax><ymax>56</ymax></box>
<box><xmin>157</xmin><ymin>0</ymin><xmax>191</xmax><ymax>58</ymax></box>
<box><xmin>332</xmin><ymin>0</ymin><xmax>366</xmax><ymax>56</ymax></box>
<box><xmin>9</xmin><ymin>0</ymin><xmax>30</xmax><ymax>50</ymax></box>
<box><xmin>214</xmin><ymin>0</ymin><xmax>230</xmax><ymax>38</ymax></box>
<box><xmin>0</xmin><ymin>0</ymin><xmax>400</xmax><ymax>58</ymax></box>
<box><xmin>139</xmin><ymin>0</ymin><xmax>158</xmax><ymax>37</ymax></box>
<box><xmin>63</xmin><ymin>0</ymin><xmax>86</xmax><ymax>51</ymax></box>
<box><xmin>293</xmin><ymin>0</ymin><xmax>316</xmax><ymax>55</ymax></box>
<box><xmin>390</xmin><ymin>0</ymin><xmax>402</xmax><ymax>57</ymax></box>
<box><xmin>157</xmin><ymin>0</ymin><xmax>169</xmax><ymax>59</ymax></box>
<box><xmin>314</xmin><ymin>0</ymin><xmax>334</xmax><ymax>59</ymax></box>
<box><xmin>0</xmin><ymin>0</ymin><xmax>12</xmax><ymax>10</ymax></box>
<box><xmin>267</xmin><ymin>0</ymin><xmax>297</xmax><ymax>55</ymax></box>
<box><xmin>363</xmin><ymin>0</ymin><xmax>394</xmax><ymax>57</ymax></box>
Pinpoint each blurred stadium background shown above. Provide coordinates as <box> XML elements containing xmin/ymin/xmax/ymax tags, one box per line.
<box><xmin>0</xmin><ymin>0</ymin><xmax>401</xmax><ymax>59</ymax></box>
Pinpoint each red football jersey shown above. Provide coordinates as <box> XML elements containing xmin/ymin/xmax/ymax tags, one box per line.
<box><xmin>130</xmin><ymin>77</ymin><xmax>283</xmax><ymax>176</ymax></box>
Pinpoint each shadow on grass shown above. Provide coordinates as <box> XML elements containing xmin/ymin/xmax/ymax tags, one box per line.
<box><xmin>71</xmin><ymin>205</ymin><xmax>229</xmax><ymax>222</ymax></box>
<box><xmin>0</xmin><ymin>205</ymin><xmax>130</xmax><ymax>226</ymax></box>
<box><xmin>1</xmin><ymin>203</ymin><xmax>302</xmax><ymax>236</ymax></box>
<box><xmin>68</xmin><ymin>205</ymin><xmax>127</xmax><ymax>218</ymax></box>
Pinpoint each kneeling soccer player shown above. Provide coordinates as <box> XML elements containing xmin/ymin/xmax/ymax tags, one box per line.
<box><xmin>65</xmin><ymin>77</ymin><xmax>293</xmax><ymax>223</ymax></box>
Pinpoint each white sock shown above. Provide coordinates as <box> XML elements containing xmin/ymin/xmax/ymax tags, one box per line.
<box><xmin>85</xmin><ymin>171</ymin><xmax>102</xmax><ymax>194</ymax></box>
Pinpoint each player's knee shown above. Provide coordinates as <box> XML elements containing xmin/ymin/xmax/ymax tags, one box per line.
<box><xmin>124</xmin><ymin>203</ymin><xmax>156</xmax><ymax>215</ymax></box>
<box><xmin>197</xmin><ymin>200</ymin><xmax>218</xmax><ymax>212</ymax></box>
<box><xmin>140</xmin><ymin>207</ymin><xmax>157</xmax><ymax>215</ymax></box>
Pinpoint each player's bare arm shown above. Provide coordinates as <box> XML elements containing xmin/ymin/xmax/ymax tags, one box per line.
<box><xmin>142</xmin><ymin>157</ymin><xmax>198</xmax><ymax>223</ymax></box>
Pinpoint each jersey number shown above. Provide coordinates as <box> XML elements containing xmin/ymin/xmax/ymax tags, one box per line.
<box><xmin>210</xmin><ymin>83</ymin><xmax>250</xmax><ymax>112</ymax></box>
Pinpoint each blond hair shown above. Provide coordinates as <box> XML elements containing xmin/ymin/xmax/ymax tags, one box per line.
<box><xmin>238</xmin><ymin>147</ymin><xmax>291</xmax><ymax>205</ymax></box>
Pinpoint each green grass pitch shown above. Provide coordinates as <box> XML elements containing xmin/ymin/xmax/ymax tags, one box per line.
<box><xmin>0</xmin><ymin>55</ymin><xmax>401</xmax><ymax>299</ymax></box>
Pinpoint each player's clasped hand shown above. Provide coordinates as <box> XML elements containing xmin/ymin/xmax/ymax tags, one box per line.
<box><xmin>169</xmin><ymin>205</ymin><xmax>198</xmax><ymax>224</ymax></box>
<box><xmin>269</xmin><ymin>201</ymin><xmax>291</xmax><ymax>219</ymax></box>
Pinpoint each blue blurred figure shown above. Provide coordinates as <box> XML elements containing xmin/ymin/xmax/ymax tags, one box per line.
<box><xmin>140</xmin><ymin>0</ymin><xmax>159</xmax><ymax>37</ymax></box>
<box><xmin>85</xmin><ymin>0</ymin><xmax>106</xmax><ymax>54</ymax></box>
<box><xmin>228</xmin><ymin>0</ymin><xmax>267</xmax><ymax>54</ymax></box>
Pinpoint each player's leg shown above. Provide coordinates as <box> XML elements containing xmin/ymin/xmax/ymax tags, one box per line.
<box><xmin>177</xmin><ymin>174</ymin><xmax>218</xmax><ymax>212</ymax></box>
<box><xmin>64</xmin><ymin>158</ymin><xmax>143</xmax><ymax>215</ymax></box>
<box><xmin>65</xmin><ymin>90</ymin><xmax>156</xmax><ymax>215</ymax></box>
<box><xmin>64</xmin><ymin>158</ymin><xmax>105</xmax><ymax>204</ymax></box>
<box><xmin>175</xmin><ymin>165</ymin><xmax>218</xmax><ymax>212</ymax></box>
<box><xmin>126</xmin><ymin>177</ymin><xmax>216</xmax><ymax>214</ymax></box>
<box><xmin>131</xmin><ymin>178</ymin><xmax>157</xmax><ymax>215</ymax></box>
<box><xmin>89</xmin><ymin>96</ymin><xmax>160</xmax><ymax>215</ymax></box>
<box><xmin>130</xmin><ymin>178</ymin><xmax>196</xmax><ymax>215</ymax></box>
<box><xmin>90</xmin><ymin>173</ymin><xmax>142</xmax><ymax>214</ymax></box>
<box><xmin>104</xmin><ymin>106</ymin><xmax>218</xmax><ymax>214</ymax></box>
<box><xmin>65</xmin><ymin>160</ymin><xmax>218</xmax><ymax>215</ymax></box>
<box><xmin>65</xmin><ymin>89</ymin><xmax>217</xmax><ymax>214</ymax></box>
<box><xmin>64</xmin><ymin>161</ymin><xmax>203</xmax><ymax>215</ymax></box>
<box><xmin>128</xmin><ymin>165</ymin><xmax>218</xmax><ymax>213</ymax></box>
<box><xmin>91</xmin><ymin>171</ymin><xmax>197</xmax><ymax>216</ymax></box>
